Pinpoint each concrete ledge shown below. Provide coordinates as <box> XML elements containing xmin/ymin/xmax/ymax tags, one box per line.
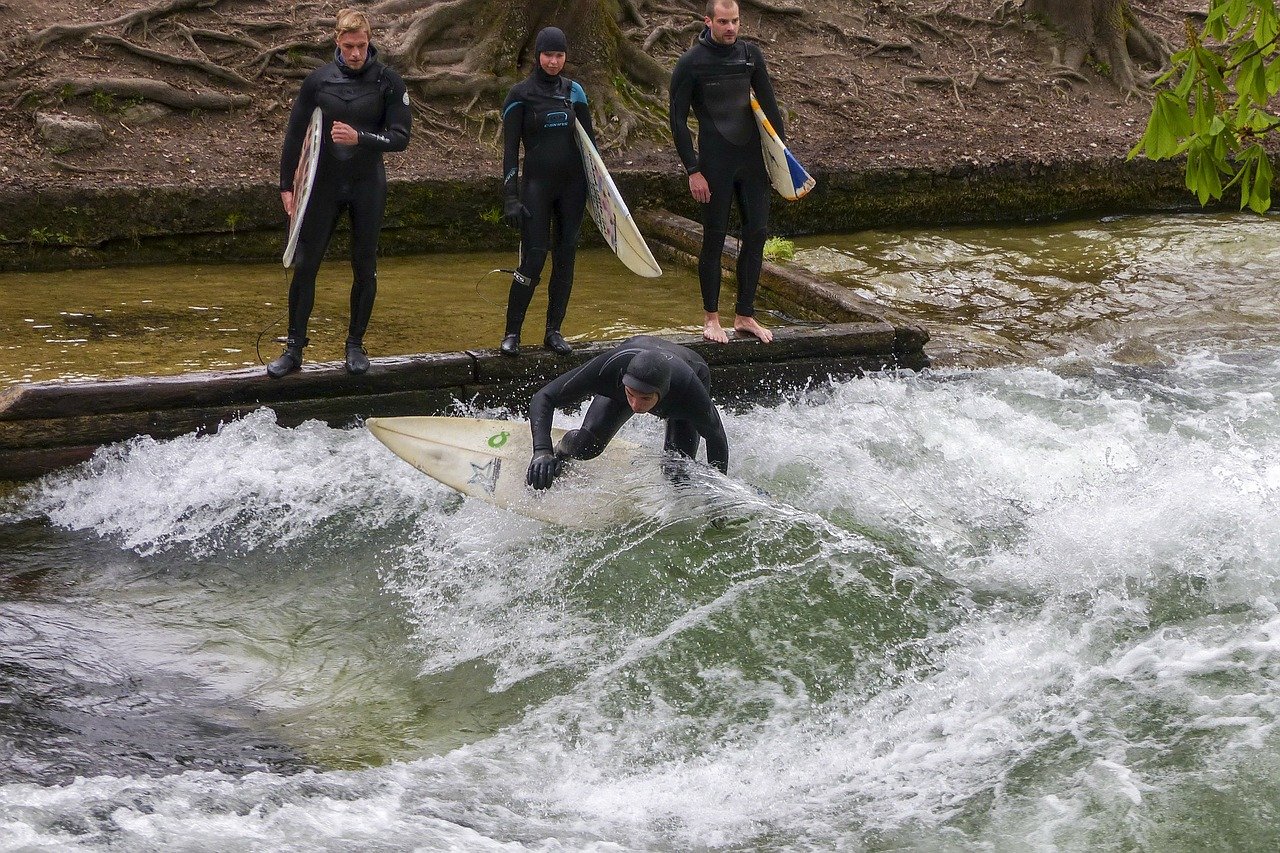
<box><xmin>0</xmin><ymin>324</ymin><xmax>920</xmax><ymax>480</ymax></box>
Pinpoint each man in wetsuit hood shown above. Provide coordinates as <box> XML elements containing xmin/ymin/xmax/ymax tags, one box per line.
<box><xmin>268</xmin><ymin>8</ymin><xmax>411</xmax><ymax>378</ymax></box>
<box><xmin>526</xmin><ymin>336</ymin><xmax>730</xmax><ymax>490</ymax></box>
<box><xmin>669</xmin><ymin>0</ymin><xmax>784</xmax><ymax>346</ymax></box>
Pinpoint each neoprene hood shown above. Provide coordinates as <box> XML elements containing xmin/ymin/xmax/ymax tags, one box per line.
<box><xmin>535</xmin><ymin>27</ymin><xmax>567</xmax><ymax>54</ymax></box>
<box><xmin>622</xmin><ymin>351</ymin><xmax>672</xmax><ymax>397</ymax></box>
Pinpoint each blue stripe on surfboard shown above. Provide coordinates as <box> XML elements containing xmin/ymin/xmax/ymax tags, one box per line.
<box><xmin>785</xmin><ymin>148</ymin><xmax>813</xmax><ymax>194</ymax></box>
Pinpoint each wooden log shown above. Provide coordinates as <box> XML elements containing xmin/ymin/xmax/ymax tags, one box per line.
<box><xmin>0</xmin><ymin>325</ymin><xmax>918</xmax><ymax>481</ymax></box>
<box><xmin>0</xmin><ymin>352</ymin><xmax>475</xmax><ymax>422</ymax></box>
<box><xmin>0</xmin><ymin>387</ymin><xmax>469</xmax><ymax>451</ymax></box>
<box><xmin>0</xmin><ymin>444</ymin><xmax>99</xmax><ymax>480</ymax></box>
<box><xmin>461</xmin><ymin>326</ymin><xmax>905</xmax><ymax>415</ymax></box>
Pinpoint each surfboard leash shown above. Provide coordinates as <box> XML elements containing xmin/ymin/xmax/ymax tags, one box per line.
<box><xmin>254</xmin><ymin>314</ymin><xmax>289</xmax><ymax>365</ymax></box>
<box><xmin>475</xmin><ymin>267</ymin><xmax>531</xmax><ymax>311</ymax></box>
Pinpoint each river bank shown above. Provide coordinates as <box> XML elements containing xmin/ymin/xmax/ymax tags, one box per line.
<box><xmin>0</xmin><ymin>155</ymin><xmax>1215</xmax><ymax>272</ymax></box>
<box><xmin>0</xmin><ymin>0</ymin><xmax>1224</xmax><ymax>273</ymax></box>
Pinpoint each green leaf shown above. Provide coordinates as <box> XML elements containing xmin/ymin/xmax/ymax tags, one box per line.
<box><xmin>1193</xmin><ymin>83</ymin><xmax>1218</xmax><ymax>132</ymax></box>
<box><xmin>1140</xmin><ymin>92</ymin><xmax>1191</xmax><ymax>159</ymax></box>
<box><xmin>1206</xmin><ymin>4</ymin><xmax>1230</xmax><ymax>40</ymax></box>
<box><xmin>1265</xmin><ymin>56</ymin><xmax>1280</xmax><ymax>94</ymax></box>
<box><xmin>1227</xmin><ymin>0</ymin><xmax>1253</xmax><ymax>29</ymax></box>
<box><xmin>1240</xmin><ymin>54</ymin><xmax>1270</xmax><ymax>103</ymax></box>
<box><xmin>1187</xmin><ymin>142</ymin><xmax>1226</xmax><ymax>204</ymax></box>
<box><xmin>1174</xmin><ymin>53</ymin><xmax>1201</xmax><ymax>98</ymax></box>
<box><xmin>1248</xmin><ymin>108</ymin><xmax>1280</xmax><ymax>130</ymax></box>
<box><xmin>1251</xmin><ymin>151</ymin><xmax>1274</xmax><ymax>212</ymax></box>
<box><xmin>1200</xmin><ymin>49</ymin><xmax>1228</xmax><ymax>91</ymax></box>
<box><xmin>1233</xmin><ymin>149</ymin><xmax>1254</xmax><ymax>202</ymax></box>
<box><xmin>1255</xmin><ymin>4</ymin><xmax>1280</xmax><ymax>49</ymax></box>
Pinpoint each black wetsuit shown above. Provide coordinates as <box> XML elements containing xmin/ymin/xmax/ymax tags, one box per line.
<box><xmin>501</xmin><ymin>68</ymin><xmax>595</xmax><ymax>336</ymax></box>
<box><xmin>669</xmin><ymin>30</ymin><xmax>784</xmax><ymax>317</ymax></box>
<box><xmin>529</xmin><ymin>336</ymin><xmax>730</xmax><ymax>473</ymax></box>
<box><xmin>279</xmin><ymin>45</ymin><xmax>411</xmax><ymax>346</ymax></box>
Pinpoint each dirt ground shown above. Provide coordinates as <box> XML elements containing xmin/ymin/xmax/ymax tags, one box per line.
<box><xmin>0</xmin><ymin>0</ymin><xmax>1193</xmax><ymax>194</ymax></box>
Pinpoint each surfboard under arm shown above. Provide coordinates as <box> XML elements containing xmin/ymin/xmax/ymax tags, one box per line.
<box><xmin>751</xmin><ymin>96</ymin><xmax>815</xmax><ymax>202</ymax></box>
<box><xmin>282</xmin><ymin>106</ymin><xmax>323</xmax><ymax>268</ymax></box>
<box><xmin>574</xmin><ymin>123</ymin><xmax>662</xmax><ymax>278</ymax></box>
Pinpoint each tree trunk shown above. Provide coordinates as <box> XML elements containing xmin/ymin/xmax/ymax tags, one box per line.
<box><xmin>375</xmin><ymin>0</ymin><xmax>669</xmax><ymax>144</ymax></box>
<box><xmin>3</xmin><ymin>0</ymin><xmax>676</xmax><ymax>148</ymax></box>
<box><xmin>1021</xmin><ymin>0</ymin><xmax>1169</xmax><ymax>92</ymax></box>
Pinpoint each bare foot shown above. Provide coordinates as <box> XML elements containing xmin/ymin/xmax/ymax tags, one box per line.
<box><xmin>703</xmin><ymin>313</ymin><xmax>729</xmax><ymax>343</ymax></box>
<box><xmin>734</xmin><ymin>315</ymin><xmax>774</xmax><ymax>343</ymax></box>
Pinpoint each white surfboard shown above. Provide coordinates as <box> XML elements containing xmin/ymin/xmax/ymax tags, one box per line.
<box><xmin>282</xmin><ymin>106</ymin><xmax>323</xmax><ymax>268</ymax></box>
<box><xmin>575</xmin><ymin>122</ymin><xmax>662</xmax><ymax>278</ymax></box>
<box><xmin>751</xmin><ymin>96</ymin><xmax>815</xmax><ymax>202</ymax></box>
<box><xmin>366</xmin><ymin>415</ymin><xmax>661</xmax><ymax>526</ymax></box>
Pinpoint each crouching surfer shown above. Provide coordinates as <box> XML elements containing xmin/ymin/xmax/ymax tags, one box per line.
<box><xmin>526</xmin><ymin>336</ymin><xmax>729</xmax><ymax>490</ymax></box>
<box><xmin>269</xmin><ymin>8</ymin><xmax>411</xmax><ymax>378</ymax></box>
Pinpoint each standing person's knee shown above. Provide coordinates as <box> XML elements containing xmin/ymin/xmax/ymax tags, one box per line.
<box><xmin>519</xmin><ymin>248</ymin><xmax>549</xmax><ymax>280</ymax></box>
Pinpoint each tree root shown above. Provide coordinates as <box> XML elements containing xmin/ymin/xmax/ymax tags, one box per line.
<box><xmin>1017</xmin><ymin>0</ymin><xmax>1171</xmax><ymax>94</ymax></box>
<box><xmin>400</xmin><ymin>68</ymin><xmax>505</xmax><ymax>102</ymax></box>
<box><xmin>907</xmin><ymin>14</ymin><xmax>954</xmax><ymax>43</ymax></box>
<box><xmin>619</xmin><ymin>37</ymin><xmax>671</xmax><ymax>92</ymax></box>
<box><xmin>6</xmin><ymin>0</ymin><xmax>684</xmax><ymax>157</ymax></box>
<box><xmin>51</xmin><ymin>159</ymin><xmax>134</xmax><ymax>173</ymax></box>
<box><xmin>906</xmin><ymin>71</ymin><xmax>1015</xmax><ymax>88</ymax></box>
<box><xmin>250</xmin><ymin>38</ymin><xmax>330</xmax><ymax>75</ymax></box>
<box><xmin>381</xmin><ymin>0</ymin><xmax>487</xmax><ymax>67</ymax></box>
<box><xmin>91</xmin><ymin>35</ymin><xmax>252</xmax><ymax>86</ymax></box>
<box><xmin>177</xmin><ymin>26</ymin><xmax>267</xmax><ymax>53</ymax></box>
<box><xmin>369</xmin><ymin>0</ymin><xmax>435</xmax><ymax>15</ymax></box>
<box><xmin>643</xmin><ymin>19</ymin><xmax>701</xmax><ymax>53</ymax></box>
<box><xmin>852</xmin><ymin>32</ymin><xmax>920</xmax><ymax>60</ymax></box>
<box><xmin>618</xmin><ymin>0</ymin><xmax>647</xmax><ymax>27</ymax></box>
<box><xmin>40</xmin><ymin>77</ymin><xmax>251</xmax><ymax>110</ymax></box>
<box><xmin>16</xmin><ymin>0</ymin><xmax>224</xmax><ymax>51</ymax></box>
<box><xmin>738</xmin><ymin>0</ymin><xmax>805</xmax><ymax>15</ymax></box>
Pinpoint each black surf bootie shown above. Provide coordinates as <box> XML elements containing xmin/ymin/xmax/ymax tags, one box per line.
<box><xmin>345</xmin><ymin>338</ymin><xmax>369</xmax><ymax>375</ymax></box>
<box><xmin>267</xmin><ymin>337</ymin><xmax>306</xmax><ymax>378</ymax></box>
<box><xmin>500</xmin><ymin>333</ymin><xmax>520</xmax><ymax>357</ymax></box>
<box><xmin>544</xmin><ymin>330</ymin><xmax>572</xmax><ymax>356</ymax></box>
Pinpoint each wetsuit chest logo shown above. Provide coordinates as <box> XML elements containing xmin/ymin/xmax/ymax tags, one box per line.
<box><xmin>542</xmin><ymin>110</ymin><xmax>570</xmax><ymax>129</ymax></box>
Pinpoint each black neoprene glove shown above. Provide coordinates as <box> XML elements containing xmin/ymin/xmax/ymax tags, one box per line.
<box><xmin>526</xmin><ymin>452</ymin><xmax>563</xmax><ymax>490</ymax></box>
<box><xmin>503</xmin><ymin>196</ymin><xmax>528</xmax><ymax>229</ymax></box>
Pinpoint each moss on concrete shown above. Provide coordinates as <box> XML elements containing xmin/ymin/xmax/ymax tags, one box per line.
<box><xmin>0</xmin><ymin>157</ymin><xmax>1227</xmax><ymax>272</ymax></box>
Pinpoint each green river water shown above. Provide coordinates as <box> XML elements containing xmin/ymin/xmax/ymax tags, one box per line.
<box><xmin>2</xmin><ymin>212</ymin><xmax>1279</xmax><ymax>851</ymax></box>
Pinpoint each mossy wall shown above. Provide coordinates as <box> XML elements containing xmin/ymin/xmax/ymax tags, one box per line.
<box><xmin>0</xmin><ymin>157</ymin><xmax>1228</xmax><ymax>272</ymax></box>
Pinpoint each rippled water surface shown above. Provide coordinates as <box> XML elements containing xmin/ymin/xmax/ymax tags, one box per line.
<box><xmin>0</xmin><ymin>248</ymin><xmax>703</xmax><ymax>384</ymax></box>
<box><xmin>3</xmin><ymin>212</ymin><xmax>1280</xmax><ymax>851</ymax></box>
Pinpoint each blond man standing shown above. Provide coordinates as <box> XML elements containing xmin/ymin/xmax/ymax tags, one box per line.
<box><xmin>270</xmin><ymin>9</ymin><xmax>412</xmax><ymax>378</ymax></box>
